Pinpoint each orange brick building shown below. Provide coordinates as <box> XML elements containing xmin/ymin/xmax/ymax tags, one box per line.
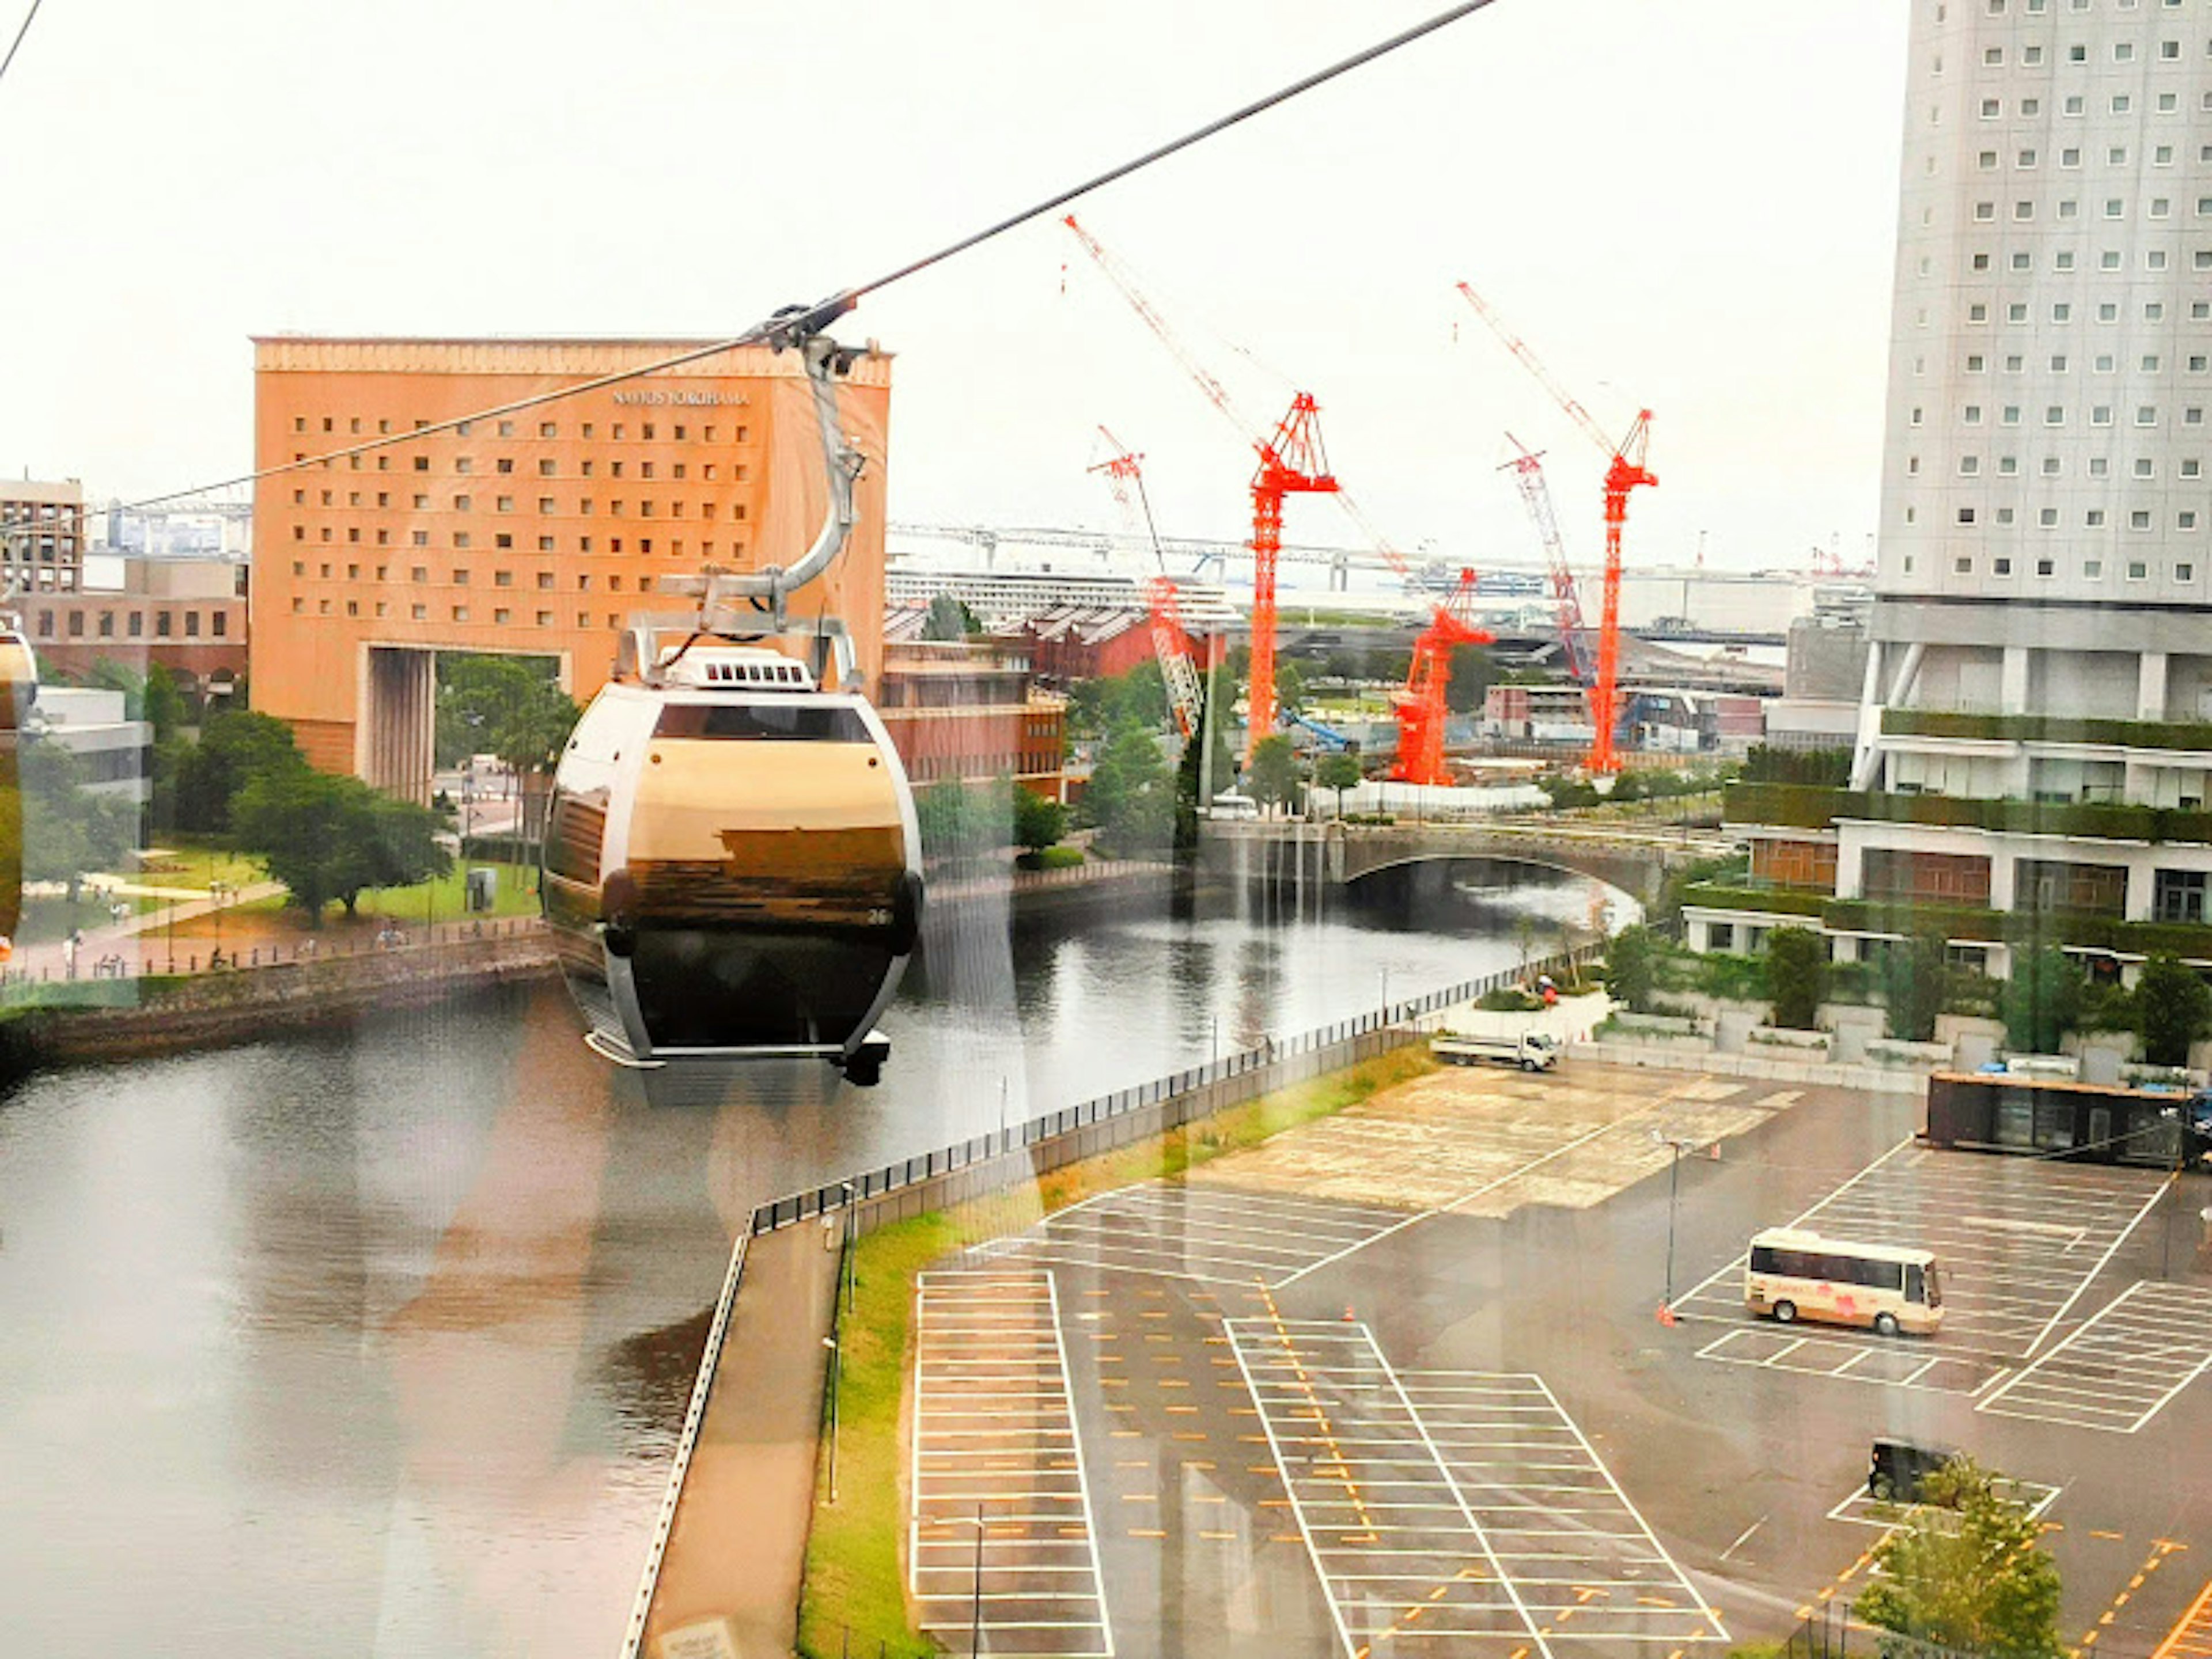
<box><xmin>877</xmin><ymin>640</ymin><xmax>1066</xmax><ymax>801</ymax></box>
<box><xmin>249</xmin><ymin>338</ymin><xmax>891</xmax><ymax>794</ymax></box>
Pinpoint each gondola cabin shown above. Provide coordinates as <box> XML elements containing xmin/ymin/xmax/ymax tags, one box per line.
<box><xmin>543</xmin><ymin>642</ymin><xmax>921</xmax><ymax>1082</ymax></box>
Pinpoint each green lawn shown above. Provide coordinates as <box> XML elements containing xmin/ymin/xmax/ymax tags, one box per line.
<box><xmin>793</xmin><ymin>1044</ymin><xmax>1440</xmax><ymax>1659</ymax></box>
<box><xmin>219</xmin><ymin>861</ymin><xmax>543</xmax><ymax>929</ymax></box>
<box><xmin>131</xmin><ymin>835</ymin><xmax>268</xmax><ymax>892</ymax></box>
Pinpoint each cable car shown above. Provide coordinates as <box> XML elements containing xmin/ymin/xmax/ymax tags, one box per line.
<box><xmin>543</xmin><ymin>640</ymin><xmax>921</xmax><ymax>1084</ymax></box>
<box><xmin>541</xmin><ymin>321</ymin><xmax>922</xmax><ymax>1083</ymax></box>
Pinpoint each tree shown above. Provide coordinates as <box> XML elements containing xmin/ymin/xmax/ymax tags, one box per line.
<box><xmin>1603</xmin><ymin>925</ymin><xmax>1661</xmax><ymax>1013</ymax></box>
<box><xmin>19</xmin><ymin>731</ymin><xmax>135</xmax><ymax>885</ymax></box>
<box><xmin>914</xmin><ymin>778</ymin><xmax>1010</xmax><ymax>862</ymax></box>
<box><xmin>172</xmin><ymin>710</ymin><xmax>308</xmax><ymax>834</ymax></box>
<box><xmin>2001</xmin><ymin>945</ymin><xmax>2085</xmax><ymax>1054</ymax></box>
<box><xmin>232</xmin><ymin>769</ymin><xmax>452</xmax><ymax>923</ymax></box>
<box><xmin>1247</xmin><ymin>734</ymin><xmax>1305</xmax><ymax>815</ymax></box>
<box><xmin>1858</xmin><ymin>1457</ymin><xmax>2065</xmax><ymax>1659</ymax></box>
<box><xmin>1274</xmin><ymin>658</ymin><xmax>1310</xmax><ymax>718</ymax></box>
<box><xmin>1316</xmin><ymin>751</ymin><xmax>1362</xmax><ymax>817</ymax></box>
<box><xmin>922</xmin><ymin>593</ymin><xmax>980</xmax><ymax>642</ymax></box>
<box><xmin>2134</xmin><ymin>951</ymin><xmax>2212</xmax><ymax>1066</ymax></box>
<box><xmin>142</xmin><ymin>665</ymin><xmax>188</xmax><ymax>743</ymax></box>
<box><xmin>1882</xmin><ymin>929</ymin><xmax>1952</xmax><ymax>1043</ymax></box>
<box><xmin>1442</xmin><ymin>642</ymin><xmax>1498</xmax><ymax>714</ymax></box>
<box><xmin>1081</xmin><ymin>722</ymin><xmax>1174</xmax><ymax>856</ymax></box>
<box><xmin>435</xmin><ymin>654</ymin><xmax>581</xmax><ymax>853</ymax></box>
<box><xmin>1012</xmin><ymin>784</ymin><xmax>1067</xmax><ymax>854</ymax></box>
<box><xmin>1764</xmin><ymin>926</ymin><xmax>1828</xmax><ymax>1031</ymax></box>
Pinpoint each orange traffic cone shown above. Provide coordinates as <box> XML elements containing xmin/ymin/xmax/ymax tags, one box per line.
<box><xmin>1342</xmin><ymin>1304</ymin><xmax>1357</xmax><ymax>1323</ymax></box>
<box><xmin>1655</xmin><ymin>1302</ymin><xmax>1678</xmax><ymax>1328</ymax></box>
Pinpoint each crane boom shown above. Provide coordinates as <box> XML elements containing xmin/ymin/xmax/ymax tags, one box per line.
<box><xmin>1089</xmin><ymin>427</ymin><xmax>1206</xmax><ymax>740</ymax></box>
<box><xmin>1455</xmin><ymin>280</ymin><xmax>1655</xmax><ymax>775</ymax></box>
<box><xmin>1065</xmin><ymin>215</ymin><xmax>1336</xmax><ymax>766</ymax></box>
<box><xmin>1499</xmin><ymin>437</ymin><xmax>1588</xmax><ymax>685</ymax></box>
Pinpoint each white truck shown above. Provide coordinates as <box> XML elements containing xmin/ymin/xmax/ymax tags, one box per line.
<box><xmin>1430</xmin><ymin>1030</ymin><xmax>1560</xmax><ymax>1071</ymax></box>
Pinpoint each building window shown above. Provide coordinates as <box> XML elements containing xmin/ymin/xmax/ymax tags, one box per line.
<box><xmin>2036</xmin><ymin>558</ymin><xmax>2055</xmax><ymax>576</ymax></box>
<box><xmin>212</xmin><ymin>613</ymin><xmax>226</xmax><ymax>638</ymax></box>
<box><xmin>156</xmin><ymin>612</ymin><xmax>172</xmax><ymax>638</ymax></box>
<box><xmin>2084</xmin><ymin>558</ymin><xmax>2103</xmax><ymax>577</ymax></box>
<box><xmin>2155</xmin><ymin>870</ymin><xmax>2208</xmax><ymax>924</ymax></box>
<box><xmin>493</xmin><ymin>608</ymin><xmax>511</xmax><ymax>624</ymax></box>
<box><xmin>2129</xmin><ymin>560</ymin><xmax>2150</xmax><ymax>580</ymax></box>
<box><xmin>2088</xmin><ymin>508</ymin><xmax>2108</xmax><ymax>526</ymax></box>
<box><xmin>1994</xmin><ymin>556</ymin><xmax>2014</xmax><ymax>575</ymax></box>
<box><xmin>2040</xmin><ymin>507</ymin><xmax>2061</xmax><ymax>526</ymax></box>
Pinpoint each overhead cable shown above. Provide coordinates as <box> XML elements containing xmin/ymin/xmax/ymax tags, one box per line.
<box><xmin>27</xmin><ymin>0</ymin><xmax>1500</xmax><ymax>544</ymax></box>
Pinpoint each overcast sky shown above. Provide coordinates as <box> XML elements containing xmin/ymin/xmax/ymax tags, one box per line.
<box><xmin>1</xmin><ymin>1</ymin><xmax>1907</xmax><ymax>577</ymax></box>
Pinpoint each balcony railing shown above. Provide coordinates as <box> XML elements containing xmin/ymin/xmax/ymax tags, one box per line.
<box><xmin>1881</xmin><ymin>709</ymin><xmax>2212</xmax><ymax>752</ymax></box>
<box><xmin>1819</xmin><ymin>897</ymin><xmax>2212</xmax><ymax>957</ymax></box>
<box><xmin>1676</xmin><ymin>880</ymin><xmax>1829</xmax><ymax>918</ymax></box>
<box><xmin>1724</xmin><ymin>782</ymin><xmax>2212</xmax><ymax>844</ymax></box>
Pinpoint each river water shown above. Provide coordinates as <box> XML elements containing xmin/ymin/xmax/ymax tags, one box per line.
<box><xmin>0</xmin><ymin>859</ymin><xmax>1612</xmax><ymax>1659</ymax></box>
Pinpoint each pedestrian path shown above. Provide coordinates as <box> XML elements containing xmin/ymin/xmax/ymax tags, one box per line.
<box><xmin>911</xmin><ymin>1271</ymin><xmax>1113</xmax><ymax>1657</ymax></box>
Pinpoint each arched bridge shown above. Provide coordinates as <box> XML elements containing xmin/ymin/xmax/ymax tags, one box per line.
<box><xmin>1199</xmin><ymin>818</ymin><xmax>1735</xmax><ymax>907</ymax></box>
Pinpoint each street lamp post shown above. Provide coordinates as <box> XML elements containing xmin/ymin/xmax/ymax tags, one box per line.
<box><xmin>821</xmin><ymin>1334</ymin><xmax>841</xmax><ymax>1505</ymax></box>
<box><xmin>1652</xmin><ymin>1131</ymin><xmax>1699</xmax><ymax>1310</ymax></box>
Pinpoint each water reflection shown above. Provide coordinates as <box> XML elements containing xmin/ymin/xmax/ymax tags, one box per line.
<box><xmin>0</xmin><ymin>857</ymin><xmax>1615</xmax><ymax>1657</ymax></box>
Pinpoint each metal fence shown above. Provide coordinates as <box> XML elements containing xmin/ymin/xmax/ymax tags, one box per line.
<box><xmin>1789</xmin><ymin>1598</ymin><xmax>1979</xmax><ymax>1659</ymax></box>
<box><xmin>750</xmin><ymin>946</ymin><xmax>1597</xmax><ymax>1235</ymax></box>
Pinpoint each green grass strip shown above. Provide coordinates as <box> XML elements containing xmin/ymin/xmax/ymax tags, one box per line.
<box><xmin>794</xmin><ymin>1043</ymin><xmax>1438</xmax><ymax>1659</ymax></box>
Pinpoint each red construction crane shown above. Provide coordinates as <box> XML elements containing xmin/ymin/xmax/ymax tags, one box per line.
<box><xmin>1498</xmin><ymin>435</ymin><xmax>1589</xmax><ymax>685</ymax></box>
<box><xmin>1389</xmin><ymin>569</ymin><xmax>1494</xmax><ymax>786</ymax></box>
<box><xmin>1065</xmin><ymin>214</ymin><xmax>1338</xmax><ymax>765</ymax></box>
<box><xmin>1088</xmin><ymin>427</ymin><xmax>1205</xmax><ymax>739</ymax></box>
<box><xmin>1456</xmin><ymin>281</ymin><xmax>1655</xmax><ymax>776</ymax></box>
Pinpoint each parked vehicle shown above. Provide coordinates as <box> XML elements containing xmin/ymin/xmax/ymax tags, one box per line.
<box><xmin>1869</xmin><ymin>1438</ymin><xmax>1956</xmax><ymax>1503</ymax></box>
<box><xmin>1430</xmin><ymin>1030</ymin><xmax>1559</xmax><ymax>1071</ymax></box>
<box><xmin>1744</xmin><ymin>1228</ymin><xmax>1944</xmax><ymax>1336</ymax></box>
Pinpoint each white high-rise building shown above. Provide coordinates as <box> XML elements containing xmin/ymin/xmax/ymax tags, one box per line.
<box><xmin>1690</xmin><ymin>0</ymin><xmax>2212</xmax><ymax>979</ymax></box>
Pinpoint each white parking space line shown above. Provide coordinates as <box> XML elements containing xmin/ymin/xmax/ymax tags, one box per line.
<box><xmin>911</xmin><ymin>1271</ymin><xmax>1114</xmax><ymax>1657</ymax></box>
<box><xmin>1976</xmin><ymin>1281</ymin><xmax>2212</xmax><ymax>1434</ymax></box>
<box><xmin>972</xmin><ymin>1181</ymin><xmax>1415</xmax><ymax>1289</ymax></box>
<box><xmin>1678</xmin><ymin>1142</ymin><xmax>2171</xmax><ymax>1395</ymax></box>
<box><xmin>1825</xmin><ymin>1476</ymin><xmax>2060</xmax><ymax>1531</ymax></box>
<box><xmin>1226</xmin><ymin>1320</ymin><xmax>1724</xmax><ymax>1657</ymax></box>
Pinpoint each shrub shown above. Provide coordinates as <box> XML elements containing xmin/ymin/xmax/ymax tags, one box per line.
<box><xmin>1764</xmin><ymin>927</ymin><xmax>1828</xmax><ymax>1031</ymax></box>
<box><xmin>2134</xmin><ymin>952</ymin><xmax>2211</xmax><ymax>1067</ymax></box>
<box><xmin>1476</xmin><ymin>986</ymin><xmax>1543</xmax><ymax>1013</ymax></box>
<box><xmin>2001</xmin><ymin>946</ymin><xmax>2085</xmax><ymax>1055</ymax></box>
<box><xmin>1015</xmin><ymin>846</ymin><xmax>1085</xmax><ymax>872</ymax></box>
<box><xmin>1881</xmin><ymin>929</ymin><xmax>1951</xmax><ymax>1043</ymax></box>
<box><xmin>1602</xmin><ymin>925</ymin><xmax>1661</xmax><ymax>1013</ymax></box>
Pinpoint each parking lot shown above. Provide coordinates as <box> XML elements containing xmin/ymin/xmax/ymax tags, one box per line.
<box><xmin>972</xmin><ymin>1182</ymin><xmax>1415</xmax><ymax>1289</ymax></box>
<box><xmin>1977</xmin><ymin>1280</ymin><xmax>2212</xmax><ymax>1434</ymax></box>
<box><xmin>910</xmin><ymin>1271</ymin><xmax>1114</xmax><ymax>1657</ymax></box>
<box><xmin>1224</xmin><ymin>1317</ymin><xmax>1725</xmax><ymax>1659</ymax></box>
<box><xmin>1200</xmin><ymin>1066</ymin><xmax>1782</xmax><ymax>1220</ymax></box>
<box><xmin>1676</xmin><ymin>1138</ymin><xmax>2173</xmax><ymax>1393</ymax></box>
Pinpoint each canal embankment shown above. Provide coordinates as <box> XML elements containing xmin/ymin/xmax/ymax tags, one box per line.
<box><xmin>0</xmin><ymin>857</ymin><xmax>1192</xmax><ymax>1075</ymax></box>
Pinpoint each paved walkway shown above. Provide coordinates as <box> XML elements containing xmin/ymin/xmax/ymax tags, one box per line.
<box><xmin>642</xmin><ymin>1221</ymin><xmax>840</xmax><ymax>1659</ymax></box>
<box><xmin>8</xmin><ymin>879</ymin><xmax>289</xmax><ymax>982</ymax></box>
